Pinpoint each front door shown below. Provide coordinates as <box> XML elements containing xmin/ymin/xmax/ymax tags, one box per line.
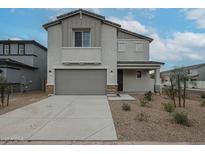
<box><xmin>117</xmin><ymin>69</ymin><xmax>123</xmax><ymax>91</ymax></box>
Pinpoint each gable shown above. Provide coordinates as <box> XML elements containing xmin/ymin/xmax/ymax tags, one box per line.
<box><xmin>62</xmin><ymin>13</ymin><xmax>102</xmax><ymax>47</ymax></box>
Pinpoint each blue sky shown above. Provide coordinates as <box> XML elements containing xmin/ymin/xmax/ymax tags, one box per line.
<box><xmin>0</xmin><ymin>8</ymin><xmax>205</xmax><ymax>71</ymax></box>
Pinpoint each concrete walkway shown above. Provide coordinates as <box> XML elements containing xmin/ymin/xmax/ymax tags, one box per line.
<box><xmin>0</xmin><ymin>95</ymin><xmax>117</xmax><ymax>141</ymax></box>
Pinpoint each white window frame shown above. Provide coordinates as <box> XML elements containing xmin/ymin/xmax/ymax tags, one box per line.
<box><xmin>118</xmin><ymin>43</ymin><xmax>126</xmax><ymax>52</ymax></box>
<box><xmin>136</xmin><ymin>71</ymin><xmax>142</xmax><ymax>79</ymax></box>
<box><xmin>3</xmin><ymin>44</ymin><xmax>10</xmax><ymax>55</ymax></box>
<box><xmin>136</xmin><ymin>43</ymin><xmax>144</xmax><ymax>52</ymax></box>
<box><xmin>18</xmin><ymin>44</ymin><xmax>25</xmax><ymax>55</ymax></box>
<box><xmin>74</xmin><ymin>30</ymin><xmax>91</xmax><ymax>47</ymax></box>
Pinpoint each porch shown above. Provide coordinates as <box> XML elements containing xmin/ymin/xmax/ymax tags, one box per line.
<box><xmin>117</xmin><ymin>61</ymin><xmax>164</xmax><ymax>93</ymax></box>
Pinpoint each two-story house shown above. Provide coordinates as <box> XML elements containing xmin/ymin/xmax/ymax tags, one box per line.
<box><xmin>43</xmin><ymin>9</ymin><xmax>164</xmax><ymax>95</ymax></box>
<box><xmin>0</xmin><ymin>40</ymin><xmax>47</xmax><ymax>92</ymax></box>
<box><xmin>161</xmin><ymin>63</ymin><xmax>205</xmax><ymax>89</ymax></box>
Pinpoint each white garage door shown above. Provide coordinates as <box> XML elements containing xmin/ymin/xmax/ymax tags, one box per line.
<box><xmin>55</xmin><ymin>69</ymin><xmax>106</xmax><ymax>95</ymax></box>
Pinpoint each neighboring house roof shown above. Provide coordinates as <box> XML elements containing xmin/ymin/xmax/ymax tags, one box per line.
<box><xmin>0</xmin><ymin>58</ymin><xmax>38</xmax><ymax>69</ymax></box>
<box><xmin>161</xmin><ymin>63</ymin><xmax>205</xmax><ymax>74</ymax></box>
<box><xmin>43</xmin><ymin>9</ymin><xmax>153</xmax><ymax>42</ymax></box>
<box><xmin>0</xmin><ymin>40</ymin><xmax>47</xmax><ymax>51</ymax></box>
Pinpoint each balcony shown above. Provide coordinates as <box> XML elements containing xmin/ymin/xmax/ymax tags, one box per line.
<box><xmin>61</xmin><ymin>47</ymin><xmax>102</xmax><ymax>64</ymax></box>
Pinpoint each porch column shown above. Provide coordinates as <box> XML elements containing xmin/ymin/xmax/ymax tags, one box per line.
<box><xmin>154</xmin><ymin>68</ymin><xmax>161</xmax><ymax>93</ymax></box>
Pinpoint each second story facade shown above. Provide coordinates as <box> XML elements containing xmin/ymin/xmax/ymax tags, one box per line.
<box><xmin>0</xmin><ymin>40</ymin><xmax>47</xmax><ymax>68</ymax></box>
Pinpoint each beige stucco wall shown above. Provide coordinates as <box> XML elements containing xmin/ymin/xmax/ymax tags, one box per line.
<box><xmin>62</xmin><ymin>14</ymin><xmax>101</xmax><ymax>47</ymax></box>
<box><xmin>117</xmin><ymin>39</ymin><xmax>149</xmax><ymax>61</ymax></box>
<box><xmin>47</xmin><ymin>21</ymin><xmax>117</xmax><ymax>86</ymax></box>
<box><xmin>123</xmin><ymin>69</ymin><xmax>154</xmax><ymax>92</ymax></box>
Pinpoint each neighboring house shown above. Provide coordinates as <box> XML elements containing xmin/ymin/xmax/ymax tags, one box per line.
<box><xmin>161</xmin><ymin>63</ymin><xmax>205</xmax><ymax>89</ymax></box>
<box><xmin>43</xmin><ymin>9</ymin><xmax>164</xmax><ymax>95</ymax></box>
<box><xmin>0</xmin><ymin>40</ymin><xmax>47</xmax><ymax>92</ymax></box>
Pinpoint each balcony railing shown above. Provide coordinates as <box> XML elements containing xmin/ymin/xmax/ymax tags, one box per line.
<box><xmin>61</xmin><ymin>47</ymin><xmax>102</xmax><ymax>64</ymax></box>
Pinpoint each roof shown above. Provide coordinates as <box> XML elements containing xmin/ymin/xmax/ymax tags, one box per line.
<box><xmin>43</xmin><ymin>9</ymin><xmax>153</xmax><ymax>42</ymax></box>
<box><xmin>161</xmin><ymin>63</ymin><xmax>205</xmax><ymax>74</ymax></box>
<box><xmin>0</xmin><ymin>58</ymin><xmax>38</xmax><ymax>69</ymax></box>
<box><xmin>57</xmin><ymin>9</ymin><xmax>105</xmax><ymax>20</ymax></box>
<box><xmin>118</xmin><ymin>61</ymin><xmax>164</xmax><ymax>65</ymax></box>
<box><xmin>118</xmin><ymin>28</ymin><xmax>153</xmax><ymax>42</ymax></box>
<box><xmin>0</xmin><ymin>40</ymin><xmax>47</xmax><ymax>51</ymax></box>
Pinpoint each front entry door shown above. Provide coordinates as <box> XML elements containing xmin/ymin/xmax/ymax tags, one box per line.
<box><xmin>117</xmin><ymin>69</ymin><xmax>123</xmax><ymax>91</ymax></box>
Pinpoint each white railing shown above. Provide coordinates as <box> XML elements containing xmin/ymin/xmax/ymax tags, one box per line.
<box><xmin>187</xmin><ymin>81</ymin><xmax>205</xmax><ymax>89</ymax></box>
<box><xmin>162</xmin><ymin>81</ymin><xmax>205</xmax><ymax>89</ymax></box>
<box><xmin>61</xmin><ymin>47</ymin><xmax>102</xmax><ymax>64</ymax></box>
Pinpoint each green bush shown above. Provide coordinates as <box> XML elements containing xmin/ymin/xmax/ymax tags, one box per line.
<box><xmin>140</xmin><ymin>98</ymin><xmax>150</xmax><ymax>107</ymax></box>
<box><xmin>135</xmin><ymin>111</ymin><xmax>149</xmax><ymax>122</ymax></box>
<box><xmin>122</xmin><ymin>103</ymin><xmax>131</xmax><ymax>111</ymax></box>
<box><xmin>200</xmin><ymin>94</ymin><xmax>205</xmax><ymax>99</ymax></box>
<box><xmin>200</xmin><ymin>100</ymin><xmax>205</xmax><ymax>107</ymax></box>
<box><xmin>144</xmin><ymin>91</ymin><xmax>153</xmax><ymax>101</ymax></box>
<box><xmin>173</xmin><ymin>112</ymin><xmax>189</xmax><ymax>126</ymax></box>
<box><xmin>163</xmin><ymin>102</ymin><xmax>175</xmax><ymax>112</ymax></box>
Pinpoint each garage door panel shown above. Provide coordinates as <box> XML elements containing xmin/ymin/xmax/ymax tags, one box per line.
<box><xmin>55</xmin><ymin>70</ymin><xmax>106</xmax><ymax>95</ymax></box>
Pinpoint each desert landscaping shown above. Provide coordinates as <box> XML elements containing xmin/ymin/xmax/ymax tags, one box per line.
<box><xmin>109</xmin><ymin>93</ymin><xmax>205</xmax><ymax>142</ymax></box>
<box><xmin>0</xmin><ymin>91</ymin><xmax>48</xmax><ymax>115</ymax></box>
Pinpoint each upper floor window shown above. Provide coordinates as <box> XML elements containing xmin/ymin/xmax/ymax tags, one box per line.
<box><xmin>118</xmin><ymin>43</ymin><xmax>126</xmax><ymax>52</ymax></box>
<box><xmin>74</xmin><ymin>30</ymin><xmax>91</xmax><ymax>47</ymax></box>
<box><xmin>136</xmin><ymin>71</ymin><xmax>142</xmax><ymax>79</ymax></box>
<box><xmin>18</xmin><ymin>44</ymin><xmax>25</xmax><ymax>55</ymax></box>
<box><xmin>3</xmin><ymin>44</ymin><xmax>10</xmax><ymax>55</ymax></box>
<box><xmin>136</xmin><ymin>43</ymin><xmax>144</xmax><ymax>51</ymax></box>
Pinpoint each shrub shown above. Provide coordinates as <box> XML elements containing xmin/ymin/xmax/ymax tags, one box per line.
<box><xmin>163</xmin><ymin>102</ymin><xmax>175</xmax><ymax>112</ymax></box>
<box><xmin>200</xmin><ymin>100</ymin><xmax>205</xmax><ymax>107</ymax></box>
<box><xmin>122</xmin><ymin>103</ymin><xmax>131</xmax><ymax>111</ymax></box>
<box><xmin>144</xmin><ymin>91</ymin><xmax>153</xmax><ymax>101</ymax></box>
<box><xmin>172</xmin><ymin>112</ymin><xmax>189</xmax><ymax>126</ymax></box>
<box><xmin>135</xmin><ymin>111</ymin><xmax>149</xmax><ymax>122</ymax></box>
<box><xmin>140</xmin><ymin>98</ymin><xmax>150</xmax><ymax>107</ymax></box>
<box><xmin>200</xmin><ymin>94</ymin><xmax>205</xmax><ymax>99</ymax></box>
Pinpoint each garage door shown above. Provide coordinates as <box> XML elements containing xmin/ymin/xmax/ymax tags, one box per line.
<box><xmin>55</xmin><ymin>69</ymin><xmax>106</xmax><ymax>95</ymax></box>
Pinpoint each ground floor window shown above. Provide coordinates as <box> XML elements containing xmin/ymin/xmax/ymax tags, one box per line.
<box><xmin>136</xmin><ymin>71</ymin><xmax>142</xmax><ymax>79</ymax></box>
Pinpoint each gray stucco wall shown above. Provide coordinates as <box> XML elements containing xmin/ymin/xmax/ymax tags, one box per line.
<box><xmin>62</xmin><ymin>14</ymin><xmax>101</xmax><ymax>47</ymax></box>
<box><xmin>117</xmin><ymin>39</ymin><xmax>149</xmax><ymax>61</ymax></box>
<box><xmin>5</xmin><ymin>68</ymin><xmax>43</xmax><ymax>91</ymax></box>
<box><xmin>197</xmin><ymin>65</ymin><xmax>205</xmax><ymax>81</ymax></box>
<box><xmin>123</xmin><ymin>69</ymin><xmax>154</xmax><ymax>92</ymax></box>
<box><xmin>0</xmin><ymin>43</ymin><xmax>47</xmax><ymax>91</ymax></box>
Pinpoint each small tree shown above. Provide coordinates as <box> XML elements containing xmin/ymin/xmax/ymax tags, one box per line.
<box><xmin>180</xmin><ymin>68</ymin><xmax>189</xmax><ymax>108</ymax></box>
<box><xmin>0</xmin><ymin>76</ymin><xmax>11</xmax><ymax>107</ymax></box>
<box><xmin>169</xmin><ymin>72</ymin><xmax>177</xmax><ymax>107</ymax></box>
<box><xmin>167</xmin><ymin>67</ymin><xmax>190</xmax><ymax>108</ymax></box>
<box><xmin>0</xmin><ymin>76</ymin><xmax>7</xmax><ymax>107</ymax></box>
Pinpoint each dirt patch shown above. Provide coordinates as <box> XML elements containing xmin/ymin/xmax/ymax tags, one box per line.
<box><xmin>0</xmin><ymin>91</ymin><xmax>48</xmax><ymax>115</ymax></box>
<box><xmin>109</xmin><ymin>94</ymin><xmax>205</xmax><ymax>142</ymax></box>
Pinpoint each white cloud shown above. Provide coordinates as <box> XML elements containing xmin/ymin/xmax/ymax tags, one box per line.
<box><xmin>8</xmin><ymin>37</ymin><xmax>23</xmax><ymax>40</ymax></box>
<box><xmin>106</xmin><ymin>14</ymin><xmax>205</xmax><ymax>62</ymax></box>
<box><xmin>150</xmin><ymin>32</ymin><xmax>205</xmax><ymax>61</ymax></box>
<box><xmin>184</xmin><ymin>8</ymin><xmax>205</xmax><ymax>29</ymax></box>
<box><xmin>107</xmin><ymin>15</ymin><xmax>149</xmax><ymax>34</ymax></box>
<box><xmin>85</xmin><ymin>8</ymin><xmax>101</xmax><ymax>14</ymax></box>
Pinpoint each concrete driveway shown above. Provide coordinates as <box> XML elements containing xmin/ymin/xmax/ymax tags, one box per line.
<box><xmin>0</xmin><ymin>95</ymin><xmax>117</xmax><ymax>141</ymax></box>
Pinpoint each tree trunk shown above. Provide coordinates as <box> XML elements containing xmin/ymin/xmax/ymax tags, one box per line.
<box><xmin>170</xmin><ymin>78</ymin><xmax>176</xmax><ymax>107</ymax></box>
<box><xmin>1</xmin><ymin>87</ymin><xmax>4</xmax><ymax>107</ymax></box>
<box><xmin>7</xmin><ymin>86</ymin><xmax>10</xmax><ymax>107</ymax></box>
<box><xmin>177</xmin><ymin>74</ymin><xmax>181</xmax><ymax>107</ymax></box>
<box><xmin>183</xmin><ymin>79</ymin><xmax>186</xmax><ymax>108</ymax></box>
